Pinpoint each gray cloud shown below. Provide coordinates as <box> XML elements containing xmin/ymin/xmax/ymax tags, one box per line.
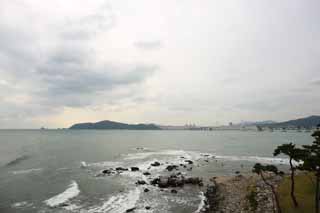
<box><xmin>0</xmin><ymin>1</ymin><xmax>157</xmax><ymax>127</ymax></box>
<box><xmin>311</xmin><ymin>79</ymin><xmax>320</xmax><ymax>86</ymax></box>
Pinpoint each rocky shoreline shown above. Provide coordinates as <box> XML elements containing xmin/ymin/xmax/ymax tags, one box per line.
<box><xmin>94</xmin><ymin>151</ymin><xmax>283</xmax><ymax>213</ymax></box>
<box><xmin>204</xmin><ymin>174</ymin><xmax>283</xmax><ymax>213</ymax></box>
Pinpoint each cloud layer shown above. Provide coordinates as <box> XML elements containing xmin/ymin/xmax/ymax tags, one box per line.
<box><xmin>0</xmin><ymin>0</ymin><xmax>320</xmax><ymax>128</ymax></box>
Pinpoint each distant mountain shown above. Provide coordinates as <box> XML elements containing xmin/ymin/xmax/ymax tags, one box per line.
<box><xmin>238</xmin><ymin>120</ymin><xmax>276</xmax><ymax>126</ymax></box>
<box><xmin>263</xmin><ymin>115</ymin><xmax>320</xmax><ymax>128</ymax></box>
<box><xmin>69</xmin><ymin>120</ymin><xmax>161</xmax><ymax>130</ymax></box>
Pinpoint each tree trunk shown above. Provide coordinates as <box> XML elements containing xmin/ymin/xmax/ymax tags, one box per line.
<box><xmin>289</xmin><ymin>158</ymin><xmax>298</xmax><ymax>207</ymax></box>
<box><xmin>261</xmin><ymin>173</ymin><xmax>282</xmax><ymax>213</ymax></box>
<box><xmin>316</xmin><ymin>174</ymin><xmax>319</xmax><ymax>213</ymax></box>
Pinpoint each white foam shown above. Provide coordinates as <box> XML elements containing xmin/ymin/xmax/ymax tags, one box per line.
<box><xmin>44</xmin><ymin>180</ymin><xmax>80</xmax><ymax>207</ymax></box>
<box><xmin>124</xmin><ymin>150</ymin><xmax>191</xmax><ymax>160</ymax></box>
<box><xmin>11</xmin><ymin>168</ymin><xmax>43</xmax><ymax>175</ymax></box>
<box><xmin>80</xmin><ymin>161</ymin><xmax>87</xmax><ymax>168</ymax></box>
<box><xmin>87</xmin><ymin>188</ymin><xmax>140</xmax><ymax>213</ymax></box>
<box><xmin>87</xmin><ymin>161</ymin><xmax>122</xmax><ymax>168</ymax></box>
<box><xmin>11</xmin><ymin>201</ymin><xmax>32</xmax><ymax>208</ymax></box>
<box><xmin>195</xmin><ymin>192</ymin><xmax>207</xmax><ymax>213</ymax></box>
<box><xmin>215</xmin><ymin>155</ymin><xmax>290</xmax><ymax>165</ymax></box>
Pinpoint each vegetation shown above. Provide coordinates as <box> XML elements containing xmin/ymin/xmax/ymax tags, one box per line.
<box><xmin>278</xmin><ymin>173</ymin><xmax>315</xmax><ymax>213</ymax></box>
<box><xmin>300</xmin><ymin>131</ymin><xmax>320</xmax><ymax>213</ymax></box>
<box><xmin>253</xmin><ymin>163</ymin><xmax>282</xmax><ymax>213</ymax></box>
<box><xmin>246</xmin><ymin>187</ymin><xmax>258</xmax><ymax>211</ymax></box>
<box><xmin>274</xmin><ymin>143</ymin><xmax>305</xmax><ymax>207</ymax></box>
<box><xmin>252</xmin><ymin>129</ymin><xmax>320</xmax><ymax>213</ymax></box>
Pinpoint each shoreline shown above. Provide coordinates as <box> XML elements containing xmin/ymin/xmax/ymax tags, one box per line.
<box><xmin>204</xmin><ymin>174</ymin><xmax>282</xmax><ymax>213</ymax></box>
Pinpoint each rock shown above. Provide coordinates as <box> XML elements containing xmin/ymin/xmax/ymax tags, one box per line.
<box><xmin>150</xmin><ymin>177</ymin><xmax>160</xmax><ymax>185</ymax></box>
<box><xmin>131</xmin><ymin>167</ymin><xmax>139</xmax><ymax>171</ymax></box>
<box><xmin>171</xmin><ymin>189</ymin><xmax>178</xmax><ymax>193</ymax></box>
<box><xmin>136</xmin><ymin>180</ymin><xmax>147</xmax><ymax>185</ymax></box>
<box><xmin>166</xmin><ymin>165</ymin><xmax>179</xmax><ymax>171</ymax></box>
<box><xmin>144</xmin><ymin>188</ymin><xmax>150</xmax><ymax>192</ymax></box>
<box><xmin>151</xmin><ymin>175</ymin><xmax>203</xmax><ymax>188</ymax></box>
<box><xmin>185</xmin><ymin>177</ymin><xmax>202</xmax><ymax>186</ymax></box>
<box><xmin>151</xmin><ymin>161</ymin><xmax>161</xmax><ymax>167</ymax></box>
<box><xmin>143</xmin><ymin>172</ymin><xmax>151</xmax><ymax>176</ymax></box>
<box><xmin>145</xmin><ymin>206</ymin><xmax>151</xmax><ymax>210</ymax></box>
<box><xmin>102</xmin><ymin>169</ymin><xmax>113</xmax><ymax>174</ymax></box>
<box><xmin>185</xmin><ymin>160</ymin><xmax>193</xmax><ymax>164</ymax></box>
<box><xmin>235</xmin><ymin>171</ymin><xmax>240</xmax><ymax>174</ymax></box>
<box><xmin>116</xmin><ymin>167</ymin><xmax>128</xmax><ymax>171</ymax></box>
<box><xmin>126</xmin><ymin>207</ymin><xmax>136</xmax><ymax>212</ymax></box>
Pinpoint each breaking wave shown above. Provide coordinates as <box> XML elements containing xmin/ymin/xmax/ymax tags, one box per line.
<box><xmin>87</xmin><ymin>188</ymin><xmax>140</xmax><ymax>213</ymax></box>
<box><xmin>44</xmin><ymin>180</ymin><xmax>80</xmax><ymax>207</ymax></box>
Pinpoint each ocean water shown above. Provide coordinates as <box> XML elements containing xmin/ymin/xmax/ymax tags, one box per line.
<box><xmin>0</xmin><ymin>130</ymin><xmax>313</xmax><ymax>213</ymax></box>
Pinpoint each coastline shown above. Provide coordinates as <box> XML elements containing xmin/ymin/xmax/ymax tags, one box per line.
<box><xmin>204</xmin><ymin>174</ymin><xmax>282</xmax><ymax>213</ymax></box>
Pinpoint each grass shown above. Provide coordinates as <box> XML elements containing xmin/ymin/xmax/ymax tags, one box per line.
<box><xmin>246</xmin><ymin>186</ymin><xmax>258</xmax><ymax>211</ymax></box>
<box><xmin>278</xmin><ymin>172</ymin><xmax>316</xmax><ymax>213</ymax></box>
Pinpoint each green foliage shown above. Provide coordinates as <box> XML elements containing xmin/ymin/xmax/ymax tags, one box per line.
<box><xmin>274</xmin><ymin>143</ymin><xmax>306</xmax><ymax>162</ymax></box>
<box><xmin>300</xmin><ymin>130</ymin><xmax>320</xmax><ymax>175</ymax></box>
<box><xmin>246</xmin><ymin>188</ymin><xmax>258</xmax><ymax>211</ymax></box>
<box><xmin>278</xmin><ymin>173</ymin><xmax>315</xmax><ymax>213</ymax></box>
<box><xmin>252</xmin><ymin>163</ymin><xmax>279</xmax><ymax>175</ymax></box>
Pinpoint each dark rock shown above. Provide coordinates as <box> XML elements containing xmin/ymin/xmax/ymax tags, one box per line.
<box><xmin>136</xmin><ymin>180</ymin><xmax>147</xmax><ymax>185</ymax></box>
<box><xmin>102</xmin><ymin>169</ymin><xmax>113</xmax><ymax>174</ymax></box>
<box><xmin>144</xmin><ymin>188</ymin><xmax>150</xmax><ymax>192</ymax></box>
<box><xmin>116</xmin><ymin>167</ymin><xmax>128</xmax><ymax>171</ymax></box>
<box><xmin>235</xmin><ymin>171</ymin><xmax>240</xmax><ymax>174</ymax></box>
<box><xmin>143</xmin><ymin>172</ymin><xmax>151</xmax><ymax>176</ymax></box>
<box><xmin>126</xmin><ymin>207</ymin><xmax>136</xmax><ymax>212</ymax></box>
<box><xmin>150</xmin><ymin>177</ymin><xmax>160</xmax><ymax>185</ymax></box>
<box><xmin>185</xmin><ymin>177</ymin><xmax>202</xmax><ymax>186</ymax></box>
<box><xmin>185</xmin><ymin>160</ymin><xmax>193</xmax><ymax>164</ymax></box>
<box><xmin>151</xmin><ymin>161</ymin><xmax>161</xmax><ymax>167</ymax></box>
<box><xmin>166</xmin><ymin>165</ymin><xmax>179</xmax><ymax>171</ymax></box>
<box><xmin>145</xmin><ymin>206</ymin><xmax>151</xmax><ymax>210</ymax></box>
<box><xmin>131</xmin><ymin>167</ymin><xmax>139</xmax><ymax>171</ymax></box>
<box><xmin>171</xmin><ymin>189</ymin><xmax>178</xmax><ymax>193</ymax></box>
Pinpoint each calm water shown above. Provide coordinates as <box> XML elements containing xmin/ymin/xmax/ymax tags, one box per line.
<box><xmin>0</xmin><ymin>130</ymin><xmax>313</xmax><ymax>213</ymax></box>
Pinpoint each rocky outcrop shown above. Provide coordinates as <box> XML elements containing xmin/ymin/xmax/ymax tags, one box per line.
<box><xmin>151</xmin><ymin>161</ymin><xmax>161</xmax><ymax>167</ymax></box>
<box><xmin>151</xmin><ymin>174</ymin><xmax>203</xmax><ymax>188</ymax></box>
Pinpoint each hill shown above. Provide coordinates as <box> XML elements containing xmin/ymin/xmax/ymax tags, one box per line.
<box><xmin>263</xmin><ymin>115</ymin><xmax>320</xmax><ymax>128</ymax></box>
<box><xmin>69</xmin><ymin>120</ymin><xmax>161</xmax><ymax>130</ymax></box>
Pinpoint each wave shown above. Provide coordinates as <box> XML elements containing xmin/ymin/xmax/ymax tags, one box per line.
<box><xmin>194</xmin><ymin>192</ymin><xmax>207</xmax><ymax>213</ymax></box>
<box><xmin>44</xmin><ymin>180</ymin><xmax>80</xmax><ymax>207</ymax></box>
<box><xmin>11</xmin><ymin>168</ymin><xmax>43</xmax><ymax>175</ymax></box>
<box><xmin>215</xmin><ymin>155</ymin><xmax>290</xmax><ymax>165</ymax></box>
<box><xmin>11</xmin><ymin>201</ymin><xmax>32</xmax><ymax>208</ymax></box>
<box><xmin>123</xmin><ymin>150</ymin><xmax>210</xmax><ymax>161</ymax></box>
<box><xmin>6</xmin><ymin>155</ymin><xmax>30</xmax><ymax>167</ymax></box>
<box><xmin>82</xmin><ymin>161</ymin><xmax>122</xmax><ymax>168</ymax></box>
<box><xmin>87</xmin><ymin>188</ymin><xmax>140</xmax><ymax>213</ymax></box>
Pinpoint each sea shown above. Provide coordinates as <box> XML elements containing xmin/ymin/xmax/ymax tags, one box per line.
<box><xmin>0</xmin><ymin>130</ymin><xmax>313</xmax><ymax>213</ymax></box>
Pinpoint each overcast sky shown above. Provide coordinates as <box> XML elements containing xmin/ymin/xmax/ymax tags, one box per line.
<box><xmin>0</xmin><ymin>0</ymin><xmax>320</xmax><ymax>128</ymax></box>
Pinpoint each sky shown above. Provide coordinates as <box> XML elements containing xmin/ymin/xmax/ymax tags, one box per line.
<box><xmin>0</xmin><ymin>0</ymin><xmax>320</xmax><ymax>128</ymax></box>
